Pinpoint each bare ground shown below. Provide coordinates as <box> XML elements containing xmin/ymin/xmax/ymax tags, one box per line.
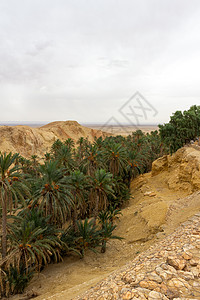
<box><xmin>88</xmin><ymin>125</ymin><xmax>158</xmax><ymax>136</ymax></box>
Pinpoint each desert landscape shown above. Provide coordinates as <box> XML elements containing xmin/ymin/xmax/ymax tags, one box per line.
<box><xmin>1</xmin><ymin>1</ymin><xmax>200</xmax><ymax>299</ymax></box>
<box><xmin>0</xmin><ymin>110</ymin><xmax>200</xmax><ymax>299</ymax></box>
<box><xmin>83</xmin><ymin>125</ymin><xmax>158</xmax><ymax>136</ymax></box>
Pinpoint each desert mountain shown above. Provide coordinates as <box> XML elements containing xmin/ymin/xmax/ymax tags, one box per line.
<box><xmin>0</xmin><ymin>121</ymin><xmax>109</xmax><ymax>158</ymax></box>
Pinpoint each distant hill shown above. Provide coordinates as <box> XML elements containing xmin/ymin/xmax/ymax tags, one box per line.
<box><xmin>0</xmin><ymin>121</ymin><xmax>109</xmax><ymax>158</ymax></box>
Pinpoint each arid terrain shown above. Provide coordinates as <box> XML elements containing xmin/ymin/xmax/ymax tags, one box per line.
<box><xmin>86</xmin><ymin>124</ymin><xmax>158</xmax><ymax>136</ymax></box>
<box><xmin>0</xmin><ymin>121</ymin><xmax>109</xmax><ymax>158</ymax></box>
<box><xmin>10</xmin><ymin>145</ymin><xmax>200</xmax><ymax>300</ymax></box>
<box><xmin>0</xmin><ymin>122</ymin><xmax>158</xmax><ymax>159</ymax></box>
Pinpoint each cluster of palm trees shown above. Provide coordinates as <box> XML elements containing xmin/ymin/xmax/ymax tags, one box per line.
<box><xmin>159</xmin><ymin>105</ymin><xmax>200</xmax><ymax>154</ymax></box>
<box><xmin>0</xmin><ymin>130</ymin><xmax>166</xmax><ymax>296</ymax></box>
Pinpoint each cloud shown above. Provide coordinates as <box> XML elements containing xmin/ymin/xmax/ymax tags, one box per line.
<box><xmin>0</xmin><ymin>0</ymin><xmax>200</xmax><ymax>123</ymax></box>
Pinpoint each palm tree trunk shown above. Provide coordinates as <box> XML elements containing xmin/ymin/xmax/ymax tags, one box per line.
<box><xmin>93</xmin><ymin>193</ymin><xmax>99</xmax><ymax>225</ymax></box>
<box><xmin>48</xmin><ymin>195</ymin><xmax>53</xmax><ymax>223</ymax></box>
<box><xmin>72</xmin><ymin>194</ymin><xmax>78</xmax><ymax>232</ymax></box>
<box><xmin>2</xmin><ymin>190</ymin><xmax>7</xmax><ymax>258</ymax></box>
<box><xmin>101</xmin><ymin>240</ymin><xmax>106</xmax><ymax>253</ymax></box>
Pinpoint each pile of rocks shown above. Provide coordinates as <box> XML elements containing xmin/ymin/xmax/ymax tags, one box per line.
<box><xmin>75</xmin><ymin>213</ymin><xmax>200</xmax><ymax>299</ymax></box>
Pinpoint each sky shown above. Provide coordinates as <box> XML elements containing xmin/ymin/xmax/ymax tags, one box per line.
<box><xmin>1</xmin><ymin>0</ymin><xmax>200</xmax><ymax>126</ymax></box>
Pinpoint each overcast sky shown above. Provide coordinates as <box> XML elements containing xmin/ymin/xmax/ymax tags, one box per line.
<box><xmin>1</xmin><ymin>0</ymin><xmax>200</xmax><ymax>125</ymax></box>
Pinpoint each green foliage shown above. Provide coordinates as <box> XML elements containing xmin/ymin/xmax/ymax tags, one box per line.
<box><xmin>7</xmin><ymin>212</ymin><xmax>63</xmax><ymax>272</ymax></box>
<box><xmin>61</xmin><ymin>219</ymin><xmax>101</xmax><ymax>257</ymax></box>
<box><xmin>159</xmin><ymin>105</ymin><xmax>200</xmax><ymax>154</ymax></box>
<box><xmin>100</xmin><ymin>221</ymin><xmax>123</xmax><ymax>253</ymax></box>
<box><xmin>90</xmin><ymin>169</ymin><xmax>115</xmax><ymax>221</ymax></box>
<box><xmin>98</xmin><ymin>204</ymin><xmax>122</xmax><ymax>226</ymax></box>
<box><xmin>68</xmin><ymin>170</ymin><xmax>89</xmax><ymax>230</ymax></box>
<box><xmin>31</xmin><ymin>160</ymin><xmax>73</xmax><ymax>225</ymax></box>
<box><xmin>5</xmin><ymin>265</ymin><xmax>34</xmax><ymax>295</ymax></box>
<box><xmin>107</xmin><ymin>204</ymin><xmax>122</xmax><ymax>225</ymax></box>
<box><xmin>103</xmin><ymin>142</ymin><xmax>128</xmax><ymax>176</ymax></box>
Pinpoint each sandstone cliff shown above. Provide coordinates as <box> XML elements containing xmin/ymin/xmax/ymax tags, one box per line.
<box><xmin>0</xmin><ymin>121</ymin><xmax>109</xmax><ymax>158</ymax></box>
<box><xmin>151</xmin><ymin>146</ymin><xmax>200</xmax><ymax>193</ymax></box>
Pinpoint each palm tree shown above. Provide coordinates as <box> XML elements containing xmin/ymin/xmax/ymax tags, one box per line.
<box><xmin>80</xmin><ymin>144</ymin><xmax>103</xmax><ymax>176</ymax></box>
<box><xmin>6</xmin><ymin>211</ymin><xmax>62</xmax><ymax>273</ymax></box>
<box><xmin>74</xmin><ymin>218</ymin><xmax>100</xmax><ymax>257</ymax></box>
<box><xmin>68</xmin><ymin>170</ymin><xmax>89</xmax><ymax>231</ymax></box>
<box><xmin>103</xmin><ymin>143</ymin><xmax>128</xmax><ymax>176</ymax></box>
<box><xmin>90</xmin><ymin>169</ymin><xmax>115</xmax><ymax>222</ymax></box>
<box><xmin>64</xmin><ymin>138</ymin><xmax>75</xmax><ymax>151</ymax></box>
<box><xmin>18</xmin><ymin>156</ymin><xmax>32</xmax><ymax>175</ymax></box>
<box><xmin>126</xmin><ymin>149</ymin><xmax>143</xmax><ymax>184</ymax></box>
<box><xmin>93</xmin><ymin>136</ymin><xmax>104</xmax><ymax>149</ymax></box>
<box><xmin>76</xmin><ymin>137</ymin><xmax>90</xmax><ymax>163</ymax></box>
<box><xmin>0</xmin><ymin>152</ymin><xmax>30</xmax><ymax>258</ymax></box>
<box><xmin>44</xmin><ymin>152</ymin><xmax>51</xmax><ymax>162</ymax></box>
<box><xmin>56</xmin><ymin>145</ymin><xmax>76</xmax><ymax>172</ymax></box>
<box><xmin>51</xmin><ymin>139</ymin><xmax>63</xmax><ymax>158</ymax></box>
<box><xmin>32</xmin><ymin>160</ymin><xmax>73</xmax><ymax>225</ymax></box>
<box><xmin>99</xmin><ymin>221</ymin><xmax>123</xmax><ymax>253</ymax></box>
<box><xmin>107</xmin><ymin>204</ymin><xmax>122</xmax><ymax>226</ymax></box>
<box><xmin>31</xmin><ymin>155</ymin><xmax>39</xmax><ymax>178</ymax></box>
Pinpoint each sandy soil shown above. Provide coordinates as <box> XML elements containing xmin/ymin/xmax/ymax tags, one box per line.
<box><xmin>10</xmin><ymin>156</ymin><xmax>200</xmax><ymax>300</ymax></box>
<box><xmin>87</xmin><ymin>125</ymin><xmax>158</xmax><ymax>136</ymax></box>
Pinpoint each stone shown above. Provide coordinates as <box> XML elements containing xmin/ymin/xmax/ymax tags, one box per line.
<box><xmin>177</xmin><ymin>270</ymin><xmax>194</xmax><ymax>281</ymax></box>
<box><xmin>144</xmin><ymin>191</ymin><xmax>156</xmax><ymax>197</ymax></box>
<box><xmin>121</xmin><ymin>273</ymin><xmax>136</xmax><ymax>284</ymax></box>
<box><xmin>182</xmin><ymin>251</ymin><xmax>193</xmax><ymax>260</ymax></box>
<box><xmin>147</xmin><ymin>272</ymin><xmax>163</xmax><ymax>283</ymax></box>
<box><xmin>131</xmin><ymin>290</ymin><xmax>146</xmax><ymax>299</ymax></box>
<box><xmin>191</xmin><ymin>267</ymin><xmax>200</xmax><ymax>277</ymax></box>
<box><xmin>135</xmin><ymin>287</ymin><xmax>151</xmax><ymax>297</ymax></box>
<box><xmin>192</xmin><ymin>281</ymin><xmax>200</xmax><ymax>287</ymax></box>
<box><xmin>167</xmin><ymin>256</ymin><xmax>186</xmax><ymax>270</ymax></box>
<box><xmin>156</xmin><ymin>269</ymin><xmax>173</xmax><ymax>281</ymax></box>
<box><xmin>148</xmin><ymin>290</ymin><xmax>168</xmax><ymax>300</ymax></box>
<box><xmin>189</xmin><ymin>258</ymin><xmax>199</xmax><ymax>266</ymax></box>
<box><xmin>139</xmin><ymin>280</ymin><xmax>159</xmax><ymax>290</ymax></box>
<box><xmin>167</xmin><ymin>278</ymin><xmax>190</xmax><ymax>293</ymax></box>
<box><xmin>122</xmin><ymin>291</ymin><xmax>132</xmax><ymax>300</ymax></box>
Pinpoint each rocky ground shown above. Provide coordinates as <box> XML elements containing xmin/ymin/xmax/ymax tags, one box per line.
<box><xmin>75</xmin><ymin>213</ymin><xmax>200</xmax><ymax>299</ymax></box>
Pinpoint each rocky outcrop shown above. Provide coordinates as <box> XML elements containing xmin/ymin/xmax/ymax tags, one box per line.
<box><xmin>0</xmin><ymin>121</ymin><xmax>109</xmax><ymax>158</ymax></box>
<box><xmin>152</xmin><ymin>146</ymin><xmax>200</xmax><ymax>193</ymax></box>
<box><xmin>151</xmin><ymin>155</ymin><xmax>168</xmax><ymax>176</ymax></box>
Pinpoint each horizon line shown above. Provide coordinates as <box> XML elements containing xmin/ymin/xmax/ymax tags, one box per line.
<box><xmin>0</xmin><ymin>121</ymin><xmax>159</xmax><ymax>126</ymax></box>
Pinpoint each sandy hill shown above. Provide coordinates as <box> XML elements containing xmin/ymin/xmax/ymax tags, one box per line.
<box><xmin>10</xmin><ymin>145</ymin><xmax>200</xmax><ymax>300</ymax></box>
<box><xmin>0</xmin><ymin>121</ymin><xmax>109</xmax><ymax>158</ymax></box>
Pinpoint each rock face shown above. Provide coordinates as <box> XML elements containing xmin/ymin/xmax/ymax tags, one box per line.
<box><xmin>151</xmin><ymin>155</ymin><xmax>168</xmax><ymax>176</ymax></box>
<box><xmin>151</xmin><ymin>146</ymin><xmax>200</xmax><ymax>193</ymax></box>
<box><xmin>0</xmin><ymin>121</ymin><xmax>109</xmax><ymax>158</ymax></box>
